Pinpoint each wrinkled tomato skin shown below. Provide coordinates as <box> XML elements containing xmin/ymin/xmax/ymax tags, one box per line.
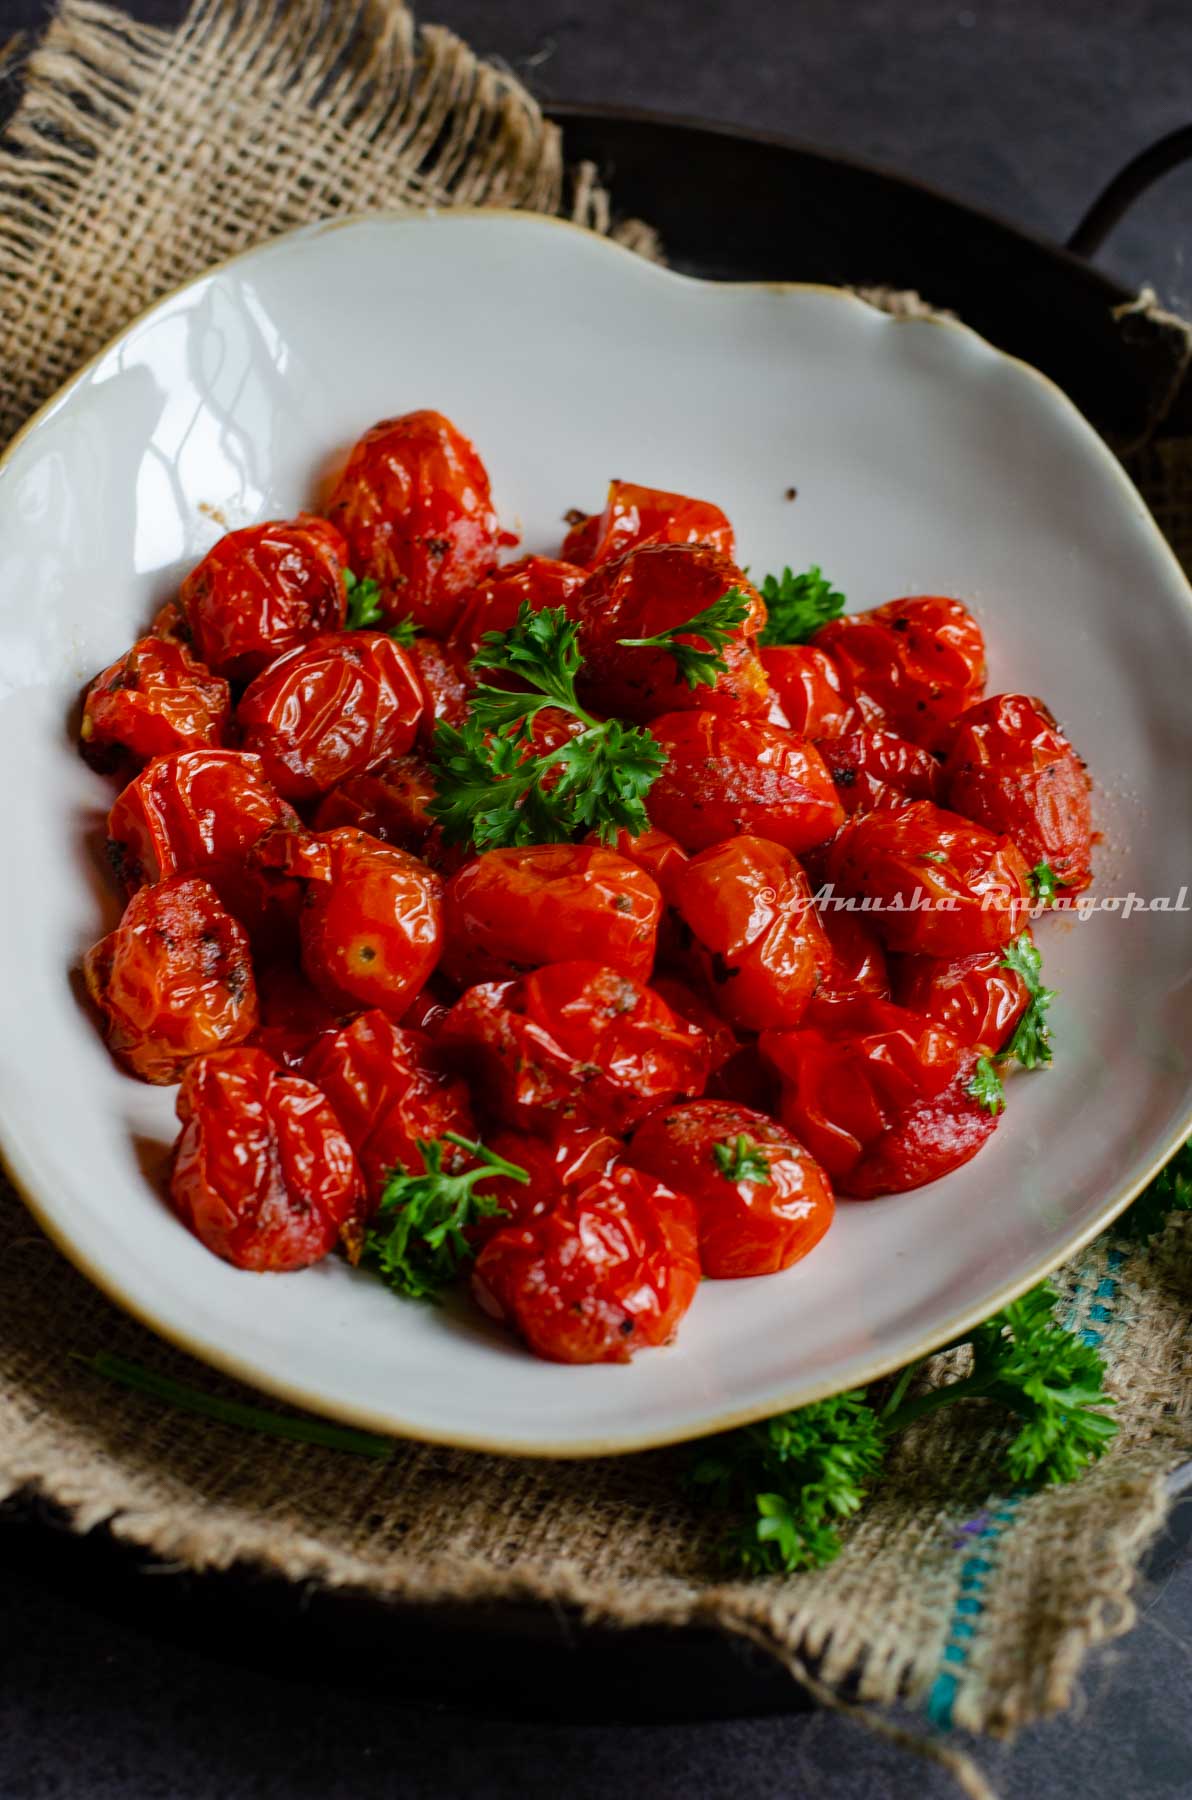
<box><xmin>759</xmin><ymin>644</ymin><xmax>858</xmax><ymax>739</ymax></box>
<box><xmin>629</xmin><ymin>1099</ymin><xmax>834</xmax><ymax>1278</ymax></box>
<box><xmin>410</xmin><ymin>637</ymin><xmax>473</xmax><ymax>746</ymax></box>
<box><xmin>312</xmin><ymin>753</ymin><xmax>435</xmax><ymax>850</ymax></box>
<box><xmin>302</xmin><ymin>1010</ymin><xmax>475</xmax><ymax>1209</ymax></box>
<box><xmin>649</xmin><ymin>975</ymin><xmax>740</xmax><ymax>1074</ymax></box>
<box><xmin>813</xmin><ymin>595</ymin><xmax>986</xmax><ymax>750</ymax></box>
<box><xmin>327</xmin><ymin>411</ymin><xmax>502</xmax><ymax>635</ymax></box>
<box><xmin>575</xmin><ymin>544</ymin><xmax>768</xmax><ymax>723</ymax></box>
<box><xmin>248</xmin><ymin>957</ymin><xmax>358</xmax><ymax>1068</ymax></box>
<box><xmin>561</xmin><ymin>480</ymin><xmax>735</xmax><ymax>570</ymax></box>
<box><xmin>816</xmin><ymin>903</ymin><xmax>891</xmax><ymax>1000</ymax></box>
<box><xmin>472</xmin><ymin>1164</ymin><xmax>700</xmax><ymax>1364</ymax></box>
<box><xmin>824</xmin><ymin>798</ymin><xmax>1032</xmax><ymax>957</ymax></box>
<box><xmin>671</xmin><ymin>836</ymin><xmax>833</xmax><ymax>1031</ymax></box>
<box><xmin>178</xmin><ymin>514</ymin><xmax>348</xmax><ymax>683</ymax></box>
<box><xmin>891</xmin><ymin>943</ymin><xmax>1030</xmax><ymax>1055</ymax></box>
<box><xmin>83</xmin><ymin>875</ymin><xmax>258</xmax><ymax>1084</ymax></box>
<box><xmin>237</xmin><ymin>631</ymin><xmax>424</xmax><ymax>802</ymax></box>
<box><xmin>942</xmin><ymin>693</ymin><xmax>1093</xmax><ymax>893</ymax></box>
<box><xmin>647</xmin><ymin>711</ymin><xmax>844</xmax><ymax>854</ymax></box>
<box><xmin>399</xmin><ymin>975</ymin><xmax>458</xmax><ymax>1038</ymax></box>
<box><xmin>467</xmin><ymin>1123</ymin><xmax>622</xmax><ymax>1247</ymax></box>
<box><xmin>817</xmin><ymin>729</ymin><xmax>945</xmax><ymax>815</ymax></box>
<box><xmin>80</xmin><ymin>636</ymin><xmax>231</xmax><ymax>771</ymax></box>
<box><xmin>448</xmin><ymin>556</ymin><xmax>587</xmax><ymax>664</ymax></box>
<box><xmin>170</xmin><ymin>1047</ymin><xmax>364</xmax><ymax>1271</ymax></box>
<box><xmin>439</xmin><ymin>961</ymin><xmax>710</xmax><ymax>1137</ymax></box>
<box><xmin>582</xmin><ymin>827</ymin><xmax>690</xmax><ymax>906</ymax></box>
<box><xmin>760</xmin><ymin>993</ymin><xmax>997</xmax><ymax>1196</ymax></box>
<box><xmin>298</xmin><ymin>827</ymin><xmax>444</xmax><ymax>1015</ymax></box>
<box><xmin>440</xmin><ymin>843</ymin><xmax>662</xmax><ymax>987</ymax></box>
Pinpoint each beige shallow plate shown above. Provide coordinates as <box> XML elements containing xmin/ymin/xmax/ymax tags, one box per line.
<box><xmin>1</xmin><ymin>211</ymin><xmax>1190</xmax><ymax>1455</ymax></box>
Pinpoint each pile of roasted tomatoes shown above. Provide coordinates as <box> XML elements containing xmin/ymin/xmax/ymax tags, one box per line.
<box><xmin>77</xmin><ymin>408</ymin><xmax>1093</xmax><ymax>1365</ymax></box>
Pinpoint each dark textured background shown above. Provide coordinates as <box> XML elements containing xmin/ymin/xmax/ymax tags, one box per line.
<box><xmin>2</xmin><ymin>2</ymin><xmax>1192</xmax><ymax>1795</ymax></box>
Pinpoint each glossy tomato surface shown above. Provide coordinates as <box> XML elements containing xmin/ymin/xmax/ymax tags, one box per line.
<box><xmin>298</xmin><ymin>827</ymin><xmax>444</xmax><ymax>1015</ymax></box>
<box><xmin>409</xmin><ymin>636</ymin><xmax>473</xmax><ymax>747</ymax></box>
<box><xmin>761</xmin><ymin>992</ymin><xmax>997</xmax><ymax>1197</ymax></box>
<box><xmin>106</xmin><ymin>749</ymin><xmax>298</xmax><ymax>902</ymax></box>
<box><xmin>671</xmin><ymin>835</ymin><xmax>833</xmax><ymax>1031</ymax></box>
<box><xmin>816</xmin><ymin>903</ymin><xmax>891</xmax><ymax>1000</ymax></box>
<box><xmin>249</xmin><ymin>956</ymin><xmax>358</xmax><ymax>1068</ymax></box>
<box><xmin>178</xmin><ymin>515</ymin><xmax>347</xmax><ymax>682</ymax></box>
<box><xmin>813</xmin><ymin>595</ymin><xmax>986</xmax><ymax>750</ymax></box>
<box><xmin>171</xmin><ymin>1047</ymin><xmax>364</xmax><ymax>1271</ymax></box>
<box><xmin>630</xmin><ymin>1098</ymin><xmax>834</xmax><ymax>1277</ymax></box>
<box><xmin>942</xmin><ymin>692</ymin><xmax>1093</xmax><ymax>892</ymax></box>
<box><xmin>83</xmin><ymin>876</ymin><xmax>258</xmax><ymax>1084</ymax></box>
<box><xmin>584</xmin><ymin>826</ymin><xmax>690</xmax><ymax>905</ymax></box>
<box><xmin>892</xmin><ymin>942</ymin><xmax>1030</xmax><ymax>1055</ymax></box>
<box><xmin>312</xmin><ymin>752</ymin><xmax>435</xmax><ymax>849</ymax></box>
<box><xmin>237</xmin><ymin>631</ymin><xmax>424</xmax><ymax>801</ymax></box>
<box><xmin>441</xmin><ymin>842</ymin><xmax>662</xmax><ymax>986</ymax></box>
<box><xmin>80</xmin><ymin>636</ymin><xmax>230</xmax><ymax>771</ymax></box>
<box><xmin>439</xmin><ymin>961</ymin><xmax>710</xmax><ymax>1136</ymax></box>
<box><xmin>467</xmin><ymin>1123</ymin><xmax>622</xmax><ymax>1247</ymax></box>
<box><xmin>817</xmin><ymin>728</ymin><xmax>945</xmax><ymax>815</ymax></box>
<box><xmin>574</xmin><ymin>543</ymin><xmax>768</xmax><ymax>722</ymax></box>
<box><xmin>472</xmin><ymin>1163</ymin><xmax>700</xmax><ymax>1363</ymax></box>
<box><xmin>646</xmin><ymin>710</ymin><xmax>843</xmax><ymax>853</ymax></box>
<box><xmin>448</xmin><ymin>555</ymin><xmax>587</xmax><ymax>664</ymax></box>
<box><xmin>759</xmin><ymin>644</ymin><xmax>857</xmax><ymax>739</ymax></box>
<box><xmin>327</xmin><ymin>411</ymin><xmax>502</xmax><ymax>635</ymax></box>
<box><xmin>561</xmin><ymin>479</ymin><xmax>735</xmax><ymax>569</ymax></box>
<box><xmin>825</xmin><ymin>798</ymin><xmax>1032</xmax><ymax>956</ymax></box>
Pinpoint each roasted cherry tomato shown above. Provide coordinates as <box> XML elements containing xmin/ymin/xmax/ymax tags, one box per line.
<box><xmin>170</xmin><ymin>1047</ymin><xmax>364</xmax><ymax>1270</ymax></box>
<box><xmin>440</xmin><ymin>843</ymin><xmax>662</xmax><ymax>987</ymax></box>
<box><xmin>649</xmin><ymin>974</ymin><xmax>740</xmax><ymax>1074</ymax></box>
<box><xmin>248</xmin><ymin>957</ymin><xmax>358</xmax><ymax>1068</ymax></box>
<box><xmin>439</xmin><ymin>961</ymin><xmax>710</xmax><ymax>1136</ymax></box>
<box><xmin>646</xmin><ymin>711</ymin><xmax>844</xmax><ymax>854</ymax></box>
<box><xmin>410</xmin><ymin>636</ymin><xmax>473</xmax><ymax>746</ymax></box>
<box><xmin>583</xmin><ymin>826</ymin><xmax>690</xmax><ymax>905</ymax></box>
<box><xmin>303</xmin><ymin>1010</ymin><xmax>475</xmax><ymax>1208</ymax></box>
<box><xmin>574</xmin><ymin>543</ymin><xmax>768</xmax><ymax>722</ymax></box>
<box><xmin>816</xmin><ymin>903</ymin><xmax>891</xmax><ymax>1000</ymax></box>
<box><xmin>813</xmin><ymin>595</ymin><xmax>986</xmax><ymax>750</ymax></box>
<box><xmin>312</xmin><ymin>752</ymin><xmax>435</xmax><ymax>850</ymax></box>
<box><xmin>297</xmin><ymin>827</ymin><xmax>443</xmax><ymax>1015</ymax></box>
<box><xmin>817</xmin><ymin>728</ymin><xmax>945</xmax><ymax>815</ymax></box>
<box><xmin>237</xmin><ymin>631</ymin><xmax>424</xmax><ymax>801</ymax></box>
<box><xmin>472</xmin><ymin>1163</ymin><xmax>700</xmax><ymax>1363</ymax></box>
<box><xmin>80</xmin><ymin>636</ymin><xmax>231</xmax><ymax>771</ymax></box>
<box><xmin>327</xmin><ymin>411</ymin><xmax>503</xmax><ymax>635</ymax></box>
<box><xmin>399</xmin><ymin>975</ymin><xmax>459</xmax><ymax>1038</ymax></box>
<box><xmin>671</xmin><ymin>835</ymin><xmax>833</xmax><ymax>1030</ymax></box>
<box><xmin>629</xmin><ymin>1099</ymin><xmax>834</xmax><ymax>1277</ymax></box>
<box><xmin>761</xmin><ymin>993</ymin><xmax>997</xmax><ymax>1197</ymax></box>
<box><xmin>178</xmin><ymin>515</ymin><xmax>348</xmax><ymax>682</ymax></box>
<box><xmin>83</xmin><ymin>875</ymin><xmax>258</xmax><ymax>1084</ymax></box>
<box><xmin>561</xmin><ymin>479</ymin><xmax>735</xmax><ymax>569</ymax></box>
<box><xmin>758</xmin><ymin>644</ymin><xmax>858</xmax><ymax>739</ymax></box>
<box><xmin>941</xmin><ymin>693</ymin><xmax>1093</xmax><ymax>893</ymax></box>
<box><xmin>705</xmin><ymin>1042</ymin><xmax>782</xmax><ymax>1113</ymax></box>
<box><xmin>825</xmin><ymin>798</ymin><xmax>1032</xmax><ymax>957</ymax></box>
<box><xmin>891</xmin><ymin>942</ymin><xmax>1030</xmax><ymax>1055</ymax></box>
<box><xmin>448</xmin><ymin>556</ymin><xmax>587</xmax><ymax>665</ymax></box>
<box><xmin>466</xmin><ymin>1123</ymin><xmax>622</xmax><ymax>1246</ymax></box>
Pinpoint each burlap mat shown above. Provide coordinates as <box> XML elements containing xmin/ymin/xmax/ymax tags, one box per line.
<box><xmin>2</xmin><ymin>0</ymin><xmax>1191</xmax><ymax>1766</ymax></box>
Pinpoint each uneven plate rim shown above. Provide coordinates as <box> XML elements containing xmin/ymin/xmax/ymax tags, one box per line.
<box><xmin>3</xmin><ymin>207</ymin><xmax>1191</xmax><ymax>1458</ymax></box>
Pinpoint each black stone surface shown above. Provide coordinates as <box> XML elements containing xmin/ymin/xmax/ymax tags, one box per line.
<box><xmin>2</xmin><ymin>3</ymin><xmax>1191</xmax><ymax>1795</ymax></box>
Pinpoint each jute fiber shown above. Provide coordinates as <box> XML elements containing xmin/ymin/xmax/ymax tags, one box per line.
<box><xmin>2</xmin><ymin>0</ymin><xmax>1191</xmax><ymax>1751</ymax></box>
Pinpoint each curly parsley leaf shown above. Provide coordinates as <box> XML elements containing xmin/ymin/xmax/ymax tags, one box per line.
<box><xmin>1001</xmin><ymin>935</ymin><xmax>1056</xmax><ymax>1070</ymax></box>
<box><xmin>1118</xmin><ymin>1138</ymin><xmax>1192</xmax><ymax>1244</ymax></box>
<box><xmin>364</xmin><ymin>1133</ymin><xmax>529</xmax><ymax>1303</ymax></box>
<box><xmin>756</xmin><ymin>564</ymin><xmax>846</xmax><ymax>646</ymax></box>
<box><xmin>428</xmin><ymin>602</ymin><xmax>667</xmax><ymax>851</ymax></box>
<box><xmin>712</xmin><ymin>1133</ymin><xmax>772</xmax><ymax>1184</ymax></box>
<box><xmin>1029</xmin><ymin>862</ymin><xmax>1060</xmax><ymax>907</ymax></box>
<box><xmin>617</xmin><ymin>585</ymin><xmax>752</xmax><ymax>690</ymax></box>
<box><xmin>967</xmin><ymin>1054</ymin><xmax>1006</xmax><ymax>1116</ymax></box>
<box><xmin>344</xmin><ymin>568</ymin><xmax>418</xmax><ymax>643</ymax></box>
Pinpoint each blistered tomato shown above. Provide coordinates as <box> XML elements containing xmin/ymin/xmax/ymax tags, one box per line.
<box><xmin>813</xmin><ymin>595</ymin><xmax>986</xmax><ymax>750</ymax></box>
<box><xmin>237</xmin><ymin>631</ymin><xmax>424</xmax><ymax>801</ymax></box>
<box><xmin>312</xmin><ymin>753</ymin><xmax>435</xmax><ymax>849</ymax></box>
<box><xmin>178</xmin><ymin>515</ymin><xmax>348</xmax><ymax>682</ymax></box>
<box><xmin>441</xmin><ymin>842</ymin><xmax>662</xmax><ymax>986</ymax></box>
<box><xmin>297</xmin><ymin>827</ymin><xmax>443</xmax><ymax>1014</ymax></box>
<box><xmin>817</xmin><ymin>729</ymin><xmax>945</xmax><ymax>815</ymax></box>
<box><xmin>80</xmin><ymin>637</ymin><xmax>230</xmax><ymax>771</ymax></box>
<box><xmin>170</xmin><ymin>1047</ymin><xmax>364</xmax><ymax>1270</ymax></box>
<box><xmin>465</xmin><ymin>1123</ymin><xmax>622</xmax><ymax>1246</ymax></box>
<box><xmin>583</xmin><ymin>827</ymin><xmax>690</xmax><ymax>905</ymax></box>
<box><xmin>83</xmin><ymin>875</ymin><xmax>258</xmax><ymax>1083</ymax></box>
<box><xmin>410</xmin><ymin>637</ymin><xmax>473</xmax><ymax>746</ymax></box>
<box><xmin>472</xmin><ymin>1163</ymin><xmax>700</xmax><ymax>1363</ymax></box>
<box><xmin>561</xmin><ymin>479</ymin><xmax>735</xmax><ymax>569</ymax></box>
<box><xmin>646</xmin><ymin>711</ymin><xmax>844</xmax><ymax>854</ymax></box>
<box><xmin>327</xmin><ymin>411</ymin><xmax>503</xmax><ymax>635</ymax></box>
<box><xmin>825</xmin><ymin>798</ymin><xmax>1032</xmax><ymax>957</ymax></box>
<box><xmin>439</xmin><ymin>961</ymin><xmax>710</xmax><ymax>1136</ymax></box>
<box><xmin>759</xmin><ymin>644</ymin><xmax>858</xmax><ymax>738</ymax></box>
<box><xmin>448</xmin><ymin>556</ymin><xmax>587</xmax><ymax>664</ymax></box>
<box><xmin>249</xmin><ymin>957</ymin><xmax>358</xmax><ymax>1068</ymax></box>
<box><xmin>942</xmin><ymin>693</ymin><xmax>1093</xmax><ymax>892</ymax></box>
<box><xmin>891</xmin><ymin>942</ymin><xmax>1030</xmax><ymax>1055</ymax></box>
<box><xmin>649</xmin><ymin>974</ymin><xmax>740</xmax><ymax>1074</ymax></box>
<box><xmin>629</xmin><ymin>1099</ymin><xmax>834</xmax><ymax>1277</ymax></box>
<box><xmin>816</xmin><ymin>903</ymin><xmax>891</xmax><ymax>1000</ymax></box>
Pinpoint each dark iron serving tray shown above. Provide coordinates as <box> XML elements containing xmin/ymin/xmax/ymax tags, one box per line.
<box><xmin>4</xmin><ymin>106</ymin><xmax>1192</xmax><ymax>1725</ymax></box>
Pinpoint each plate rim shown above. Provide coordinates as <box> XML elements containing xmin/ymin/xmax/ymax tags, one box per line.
<box><xmin>3</xmin><ymin>205</ymin><xmax>1192</xmax><ymax>1458</ymax></box>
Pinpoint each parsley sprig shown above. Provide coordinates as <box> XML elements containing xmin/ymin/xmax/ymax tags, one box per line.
<box><xmin>1029</xmin><ymin>861</ymin><xmax>1060</xmax><ymax>907</ymax></box>
<box><xmin>364</xmin><ymin>1133</ymin><xmax>529</xmax><ymax>1303</ymax></box>
<box><xmin>690</xmin><ymin>1282</ymin><xmax>1116</xmax><ymax>1574</ymax></box>
<box><xmin>617</xmin><ymin>586</ymin><xmax>752</xmax><ymax>689</ymax></box>
<box><xmin>712</xmin><ymin>1133</ymin><xmax>772</xmax><ymax>1185</ymax></box>
<box><xmin>756</xmin><ymin>564</ymin><xmax>846</xmax><ymax>646</ymax></box>
<box><xmin>428</xmin><ymin>602</ymin><xmax>668</xmax><ymax>851</ymax></box>
<box><xmin>1117</xmin><ymin>1138</ymin><xmax>1192</xmax><ymax>1244</ymax></box>
<box><xmin>966</xmin><ymin>933</ymin><xmax>1058</xmax><ymax>1114</ymax></box>
<box><xmin>344</xmin><ymin>568</ymin><xmax>417</xmax><ymax>644</ymax></box>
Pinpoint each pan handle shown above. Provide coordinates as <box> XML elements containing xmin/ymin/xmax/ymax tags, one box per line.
<box><xmin>1067</xmin><ymin>123</ymin><xmax>1192</xmax><ymax>258</ymax></box>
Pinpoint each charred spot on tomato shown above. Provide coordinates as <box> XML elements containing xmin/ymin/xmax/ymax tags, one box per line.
<box><xmin>835</xmin><ymin>766</ymin><xmax>858</xmax><ymax>786</ymax></box>
<box><xmin>892</xmin><ymin>617</ymin><xmax>910</xmax><ymax>632</ymax></box>
<box><xmin>355</xmin><ymin>944</ymin><xmax>377</xmax><ymax>963</ymax></box>
<box><xmin>611</xmin><ymin>893</ymin><xmax>634</xmax><ymax>912</ymax></box>
<box><xmin>563</xmin><ymin>507</ymin><xmax>587</xmax><ymax>526</ymax></box>
<box><xmin>619</xmin><ymin>1317</ymin><xmax>635</xmax><ymax>1336</ymax></box>
<box><xmin>425</xmin><ymin>537</ymin><xmax>451</xmax><ymax>559</ymax></box>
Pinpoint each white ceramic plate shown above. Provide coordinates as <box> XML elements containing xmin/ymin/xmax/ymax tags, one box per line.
<box><xmin>2</xmin><ymin>212</ymin><xmax>1191</xmax><ymax>1456</ymax></box>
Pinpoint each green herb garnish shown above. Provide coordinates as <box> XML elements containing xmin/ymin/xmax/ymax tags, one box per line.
<box><xmin>967</xmin><ymin>1054</ymin><xmax>1006</xmax><ymax>1116</ymax></box>
<box><xmin>1029</xmin><ymin>862</ymin><xmax>1060</xmax><ymax>907</ymax></box>
<box><xmin>756</xmin><ymin>564</ymin><xmax>846</xmax><ymax>646</ymax></box>
<box><xmin>344</xmin><ymin>568</ymin><xmax>417</xmax><ymax>643</ymax></box>
<box><xmin>1001</xmin><ymin>935</ymin><xmax>1056</xmax><ymax>1070</ymax></box>
<box><xmin>617</xmin><ymin>585</ymin><xmax>752</xmax><ymax>689</ymax></box>
<box><xmin>364</xmin><ymin>1133</ymin><xmax>529</xmax><ymax>1302</ymax></box>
